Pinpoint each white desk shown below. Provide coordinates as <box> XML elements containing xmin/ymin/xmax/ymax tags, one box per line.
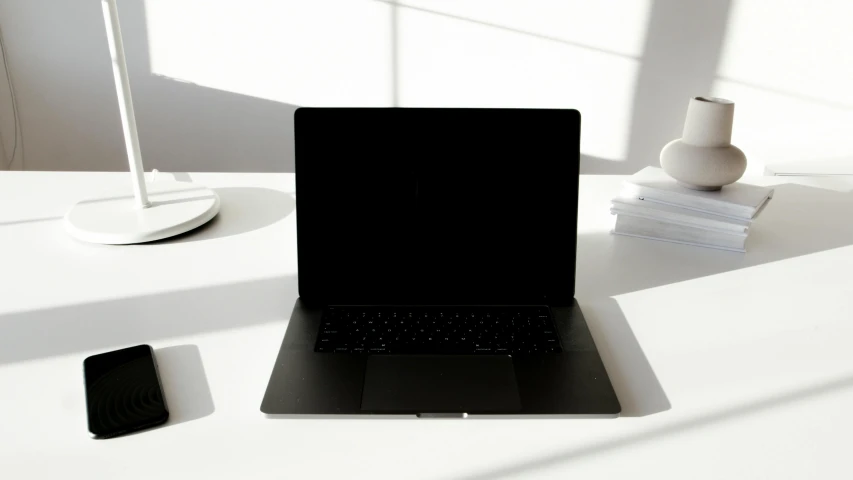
<box><xmin>2</xmin><ymin>172</ymin><xmax>853</xmax><ymax>479</ymax></box>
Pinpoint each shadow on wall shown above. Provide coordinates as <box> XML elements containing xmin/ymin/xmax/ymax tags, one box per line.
<box><xmin>118</xmin><ymin>0</ymin><xmax>734</xmax><ymax>175</ymax></box>
<box><xmin>616</xmin><ymin>0</ymin><xmax>733</xmax><ymax>176</ymax></box>
<box><xmin>13</xmin><ymin>0</ymin><xmax>853</xmax><ymax>173</ymax></box>
<box><xmin>12</xmin><ymin>0</ymin><xmax>737</xmax><ymax>173</ymax></box>
<box><xmin>378</xmin><ymin>0</ymin><xmax>735</xmax><ymax>175</ymax></box>
<box><xmin>120</xmin><ymin>0</ymin><xmax>299</xmax><ymax>173</ymax></box>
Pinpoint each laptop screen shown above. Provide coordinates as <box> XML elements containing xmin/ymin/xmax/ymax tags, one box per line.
<box><xmin>295</xmin><ymin>108</ymin><xmax>579</xmax><ymax>306</ymax></box>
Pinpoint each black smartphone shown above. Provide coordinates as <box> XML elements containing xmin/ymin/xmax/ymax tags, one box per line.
<box><xmin>83</xmin><ymin>344</ymin><xmax>169</xmax><ymax>439</ymax></box>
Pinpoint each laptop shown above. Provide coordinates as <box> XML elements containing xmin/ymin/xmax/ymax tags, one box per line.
<box><xmin>261</xmin><ymin>108</ymin><xmax>621</xmax><ymax>417</ymax></box>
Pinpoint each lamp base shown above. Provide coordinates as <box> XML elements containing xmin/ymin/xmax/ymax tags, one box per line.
<box><xmin>65</xmin><ymin>180</ymin><xmax>220</xmax><ymax>244</ymax></box>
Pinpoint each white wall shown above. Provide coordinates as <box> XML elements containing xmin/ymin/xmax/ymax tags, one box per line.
<box><xmin>0</xmin><ymin>18</ymin><xmax>21</xmax><ymax>170</ymax></box>
<box><xmin>0</xmin><ymin>0</ymin><xmax>295</xmax><ymax>173</ymax></box>
<box><xmin>1</xmin><ymin>0</ymin><xmax>852</xmax><ymax>174</ymax></box>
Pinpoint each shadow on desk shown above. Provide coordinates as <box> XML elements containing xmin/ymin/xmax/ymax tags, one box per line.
<box><xmin>456</xmin><ymin>374</ymin><xmax>853</xmax><ymax>480</ymax></box>
<box><xmin>113</xmin><ymin>345</ymin><xmax>215</xmax><ymax>439</ymax></box>
<box><xmin>149</xmin><ymin>187</ymin><xmax>295</xmax><ymax>244</ymax></box>
<box><xmin>156</xmin><ymin>345</ymin><xmax>215</xmax><ymax>427</ymax></box>
<box><xmin>581</xmin><ymin>298</ymin><xmax>671</xmax><ymax>417</ymax></box>
<box><xmin>0</xmin><ymin>276</ymin><xmax>297</xmax><ymax>365</ymax></box>
<box><xmin>573</xmin><ymin>182</ymin><xmax>853</xmax><ymax>419</ymax></box>
<box><xmin>577</xmin><ymin>183</ymin><xmax>853</xmax><ymax>298</ymax></box>
<box><xmin>0</xmin><ymin>187</ymin><xmax>294</xmax><ymax>240</ymax></box>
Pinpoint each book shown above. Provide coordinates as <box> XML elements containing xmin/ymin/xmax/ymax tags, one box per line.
<box><xmin>620</xmin><ymin>167</ymin><xmax>774</xmax><ymax>220</ymax></box>
<box><xmin>611</xmin><ymin>196</ymin><xmax>750</xmax><ymax>234</ymax></box>
<box><xmin>612</xmin><ymin>213</ymin><xmax>747</xmax><ymax>252</ymax></box>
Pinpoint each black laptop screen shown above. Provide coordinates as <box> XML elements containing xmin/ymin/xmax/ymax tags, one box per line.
<box><xmin>295</xmin><ymin>108</ymin><xmax>579</xmax><ymax>306</ymax></box>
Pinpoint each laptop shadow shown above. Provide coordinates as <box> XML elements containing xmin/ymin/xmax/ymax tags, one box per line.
<box><xmin>572</xmin><ymin>181</ymin><xmax>853</xmax><ymax>419</ymax></box>
<box><xmin>580</xmin><ymin>297</ymin><xmax>671</xmax><ymax>417</ymax></box>
<box><xmin>265</xmin><ymin>297</ymin><xmax>666</xmax><ymax>420</ymax></box>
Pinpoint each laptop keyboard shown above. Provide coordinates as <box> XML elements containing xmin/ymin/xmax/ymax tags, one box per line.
<box><xmin>315</xmin><ymin>306</ymin><xmax>562</xmax><ymax>354</ymax></box>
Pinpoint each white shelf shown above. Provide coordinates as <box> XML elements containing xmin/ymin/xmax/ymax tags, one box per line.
<box><xmin>765</xmin><ymin>159</ymin><xmax>853</xmax><ymax>176</ymax></box>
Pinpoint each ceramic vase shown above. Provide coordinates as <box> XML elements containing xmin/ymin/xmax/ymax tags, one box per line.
<box><xmin>660</xmin><ymin>96</ymin><xmax>747</xmax><ymax>191</ymax></box>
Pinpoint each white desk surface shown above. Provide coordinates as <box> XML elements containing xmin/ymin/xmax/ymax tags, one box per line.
<box><xmin>2</xmin><ymin>171</ymin><xmax>853</xmax><ymax>479</ymax></box>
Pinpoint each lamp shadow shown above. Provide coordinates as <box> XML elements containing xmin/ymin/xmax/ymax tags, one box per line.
<box><xmin>147</xmin><ymin>187</ymin><xmax>295</xmax><ymax>244</ymax></box>
<box><xmin>0</xmin><ymin>275</ymin><xmax>297</xmax><ymax>365</ymax></box>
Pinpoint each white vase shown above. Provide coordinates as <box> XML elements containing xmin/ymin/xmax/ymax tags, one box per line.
<box><xmin>660</xmin><ymin>96</ymin><xmax>747</xmax><ymax>191</ymax></box>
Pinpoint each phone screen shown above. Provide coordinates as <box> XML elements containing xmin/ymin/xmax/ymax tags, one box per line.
<box><xmin>83</xmin><ymin>345</ymin><xmax>169</xmax><ymax>439</ymax></box>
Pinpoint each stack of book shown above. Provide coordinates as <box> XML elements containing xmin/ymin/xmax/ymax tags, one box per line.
<box><xmin>611</xmin><ymin>167</ymin><xmax>774</xmax><ymax>252</ymax></box>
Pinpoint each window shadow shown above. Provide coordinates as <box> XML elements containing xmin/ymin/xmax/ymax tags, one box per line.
<box><xmin>114</xmin><ymin>0</ymin><xmax>736</xmax><ymax>176</ymax></box>
<box><xmin>0</xmin><ymin>275</ymin><xmax>297</xmax><ymax>365</ymax></box>
<box><xmin>616</xmin><ymin>0</ymin><xmax>734</xmax><ymax>175</ymax></box>
<box><xmin>379</xmin><ymin>0</ymin><xmax>735</xmax><ymax>175</ymax></box>
<box><xmin>577</xmin><ymin>183</ymin><xmax>853</xmax><ymax>298</ymax></box>
<box><xmin>455</xmin><ymin>373</ymin><xmax>853</xmax><ymax>480</ymax></box>
<box><xmin>119</xmin><ymin>0</ymin><xmax>300</xmax><ymax>173</ymax></box>
<box><xmin>573</xmin><ymin>181</ymin><xmax>853</xmax><ymax>420</ymax></box>
<box><xmin>378</xmin><ymin>0</ymin><xmax>638</xmax><ymax>59</ymax></box>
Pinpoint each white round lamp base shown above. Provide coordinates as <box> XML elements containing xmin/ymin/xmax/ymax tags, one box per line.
<box><xmin>65</xmin><ymin>181</ymin><xmax>220</xmax><ymax>244</ymax></box>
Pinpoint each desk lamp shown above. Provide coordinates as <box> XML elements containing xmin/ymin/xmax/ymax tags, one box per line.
<box><xmin>65</xmin><ymin>0</ymin><xmax>219</xmax><ymax>244</ymax></box>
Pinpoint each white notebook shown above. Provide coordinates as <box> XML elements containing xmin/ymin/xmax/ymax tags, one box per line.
<box><xmin>620</xmin><ymin>167</ymin><xmax>774</xmax><ymax>220</ymax></box>
<box><xmin>611</xmin><ymin>196</ymin><xmax>750</xmax><ymax>234</ymax></box>
<box><xmin>612</xmin><ymin>213</ymin><xmax>747</xmax><ymax>253</ymax></box>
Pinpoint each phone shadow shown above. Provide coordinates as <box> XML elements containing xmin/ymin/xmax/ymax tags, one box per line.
<box><xmin>156</xmin><ymin>345</ymin><xmax>215</xmax><ymax>427</ymax></box>
<box><xmin>109</xmin><ymin>344</ymin><xmax>214</xmax><ymax>440</ymax></box>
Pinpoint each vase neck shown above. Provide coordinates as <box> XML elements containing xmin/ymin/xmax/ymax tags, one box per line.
<box><xmin>682</xmin><ymin>96</ymin><xmax>734</xmax><ymax>147</ymax></box>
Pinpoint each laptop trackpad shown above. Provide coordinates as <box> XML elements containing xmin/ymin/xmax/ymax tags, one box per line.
<box><xmin>361</xmin><ymin>355</ymin><xmax>522</xmax><ymax>413</ymax></box>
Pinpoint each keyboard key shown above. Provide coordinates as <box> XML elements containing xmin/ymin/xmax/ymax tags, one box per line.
<box><xmin>315</xmin><ymin>306</ymin><xmax>562</xmax><ymax>355</ymax></box>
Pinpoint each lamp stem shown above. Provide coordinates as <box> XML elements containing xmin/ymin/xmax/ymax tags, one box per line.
<box><xmin>101</xmin><ymin>0</ymin><xmax>150</xmax><ymax>208</ymax></box>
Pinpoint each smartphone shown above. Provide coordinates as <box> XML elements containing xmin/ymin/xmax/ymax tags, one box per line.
<box><xmin>83</xmin><ymin>344</ymin><xmax>169</xmax><ymax>439</ymax></box>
